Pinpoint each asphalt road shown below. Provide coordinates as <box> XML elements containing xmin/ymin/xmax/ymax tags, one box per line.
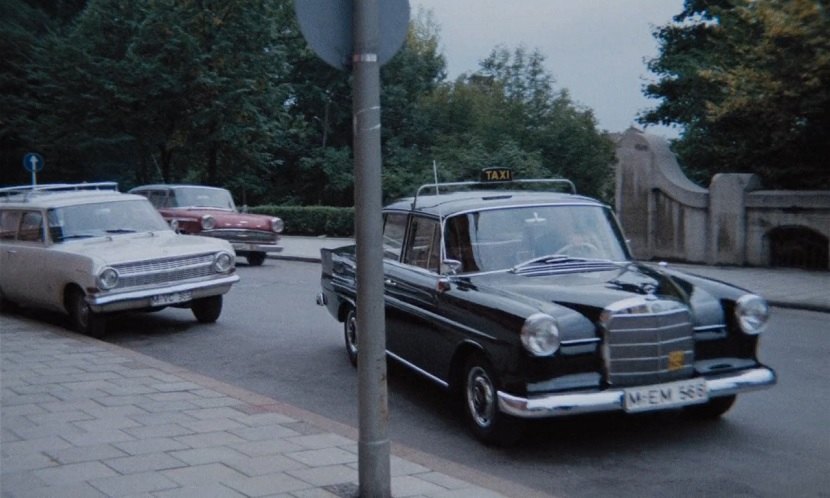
<box><xmin>101</xmin><ymin>259</ymin><xmax>829</xmax><ymax>498</ymax></box>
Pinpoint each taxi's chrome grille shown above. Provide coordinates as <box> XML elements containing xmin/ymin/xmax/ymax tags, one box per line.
<box><xmin>112</xmin><ymin>254</ymin><xmax>215</xmax><ymax>288</ymax></box>
<box><xmin>601</xmin><ymin>297</ymin><xmax>695</xmax><ymax>387</ymax></box>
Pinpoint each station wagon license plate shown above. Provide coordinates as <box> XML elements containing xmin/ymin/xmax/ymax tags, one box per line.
<box><xmin>150</xmin><ymin>291</ymin><xmax>192</xmax><ymax>306</ymax></box>
<box><xmin>623</xmin><ymin>378</ymin><xmax>708</xmax><ymax>413</ymax></box>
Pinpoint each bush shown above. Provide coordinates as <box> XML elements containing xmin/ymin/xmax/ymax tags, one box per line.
<box><xmin>249</xmin><ymin>205</ymin><xmax>354</xmax><ymax>237</ymax></box>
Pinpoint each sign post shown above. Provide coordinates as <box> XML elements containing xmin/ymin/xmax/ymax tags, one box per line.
<box><xmin>294</xmin><ymin>2</ymin><xmax>408</xmax><ymax>496</ymax></box>
<box><xmin>22</xmin><ymin>152</ymin><xmax>44</xmax><ymax>186</ymax></box>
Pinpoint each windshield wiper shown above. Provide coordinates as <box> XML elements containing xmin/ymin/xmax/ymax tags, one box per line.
<box><xmin>513</xmin><ymin>254</ymin><xmax>582</xmax><ymax>270</ymax></box>
<box><xmin>55</xmin><ymin>234</ymin><xmax>95</xmax><ymax>241</ymax></box>
<box><xmin>105</xmin><ymin>229</ymin><xmax>136</xmax><ymax>234</ymax></box>
<box><xmin>511</xmin><ymin>254</ymin><xmax>617</xmax><ymax>272</ymax></box>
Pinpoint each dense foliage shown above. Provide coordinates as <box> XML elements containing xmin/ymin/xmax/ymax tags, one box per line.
<box><xmin>2</xmin><ymin>1</ymin><xmax>614</xmax><ymax>205</ymax></box>
<box><xmin>640</xmin><ymin>0</ymin><xmax>830</xmax><ymax>189</ymax></box>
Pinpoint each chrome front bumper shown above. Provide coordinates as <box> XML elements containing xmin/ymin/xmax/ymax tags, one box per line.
<box><xmin>87</xmin><ymin>274</ymin><xmax>240</xmax><ymax>313</ymax></box>
<box><xmin>498</xmin><ymin>367</ymin><xmax>776</xmax><ymax>419</ymax></box>
<box><xmin>231</xmin><ymin>242</ymin><xmax>283</xmax><ymax>253</ymax></box>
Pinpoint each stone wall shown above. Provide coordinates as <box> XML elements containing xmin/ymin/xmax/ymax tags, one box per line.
<box><xmin>614</xmin><ymin>128</ymin><xmax>830</xmax><ymax>269</ymax></box>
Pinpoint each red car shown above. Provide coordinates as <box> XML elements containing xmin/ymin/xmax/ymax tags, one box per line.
<box><xmin>129</xmin><ymin>184</ymin><xmax>283</xmax><ymax>266</ymax></box>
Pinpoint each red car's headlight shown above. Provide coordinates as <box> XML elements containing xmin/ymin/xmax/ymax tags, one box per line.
<box><xmin>201</xmin><ymin>215</ymin><xmax>216</xmax><ymax>230</ymax></box>
<box><xmin>271</xmin><ymin>217</ymin><xmax>284</xmax><ymax>233</ymax></box>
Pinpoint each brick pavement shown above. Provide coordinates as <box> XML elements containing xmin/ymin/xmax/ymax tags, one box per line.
<box><xmin>1</xmin><ymin>316</ymin><xmax>527</xmax><ymax>498</ymax></box>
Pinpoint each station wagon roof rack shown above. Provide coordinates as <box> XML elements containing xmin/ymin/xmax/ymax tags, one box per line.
<box><xmin>0</xmin><ymin>182</ymin><xmax>119</xmax><ymax>202</ymax></box>
<box><xmin>411</xmin><ymin>178</ymin><xmax>577</xmax><ymax>210</ymax></box>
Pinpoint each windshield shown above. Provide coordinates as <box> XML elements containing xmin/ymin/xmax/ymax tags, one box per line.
<box><xmin>47</xmin><ymin>199</ymin><xmax>171</xmax><ymax>241</ymax></box>
<box><xmin>443</xmin><ymin>205</ymin><xmax>630</xmax><ymax>273</ymax></box>
<box><xmin>172</xmin><ymin>187</ymin><xmax>235</xmax><ymax>210</ymax></box>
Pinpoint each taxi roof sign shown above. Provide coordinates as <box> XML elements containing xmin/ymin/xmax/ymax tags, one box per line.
<box><xmin>480</xmin><ymin>167</ymin><xmax>513</xmax><ymax>182</ymax></box>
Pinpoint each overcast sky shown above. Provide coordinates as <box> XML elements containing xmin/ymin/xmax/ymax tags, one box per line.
<box><xmin>409</xmin><ymin>0</ymin><xmax>685</xmax><ymax>137</ymax></box>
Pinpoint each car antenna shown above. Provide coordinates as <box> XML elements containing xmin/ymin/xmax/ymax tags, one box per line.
<box><xmin>433</xmin><ymin>160</ymin><xmax>440</xmax><ymax>196</ymax></box>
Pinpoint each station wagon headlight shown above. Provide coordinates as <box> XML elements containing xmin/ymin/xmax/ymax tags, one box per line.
<box><xmin>271</xmin><ymin>217</ymin><xmax>284</xmax><ymax>233</ymax></box>
<box><xmin>201</xmin><ymin>215</ymin><xmax>216</xmax><ymax>230</ymax></box>
<box><xmin>213</xmin><ymin>251</ymin><xmax>234</xmax><ymax>273</ymax></box>
<box><xmin>735</xmin><ymin>294</ymin><xmax>769</xmax><ymax>335</ymax></box>
<box><xmin>521</xmin><ymin>313</ymin><xmax>560</xmax><ymax>356</ymax></box>
<box><xmin>97</xmin><ymin>267</ymin><xmax>119</xmax><ymax>290</ymax></box>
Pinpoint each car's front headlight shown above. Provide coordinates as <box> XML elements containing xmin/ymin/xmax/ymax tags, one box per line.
<box><xmin>735</xmin><ymin>294</ymin><xmax>769</xmax><ymax>335</ymax></box>
<box><xmin>201</xmin><ymin>215</ymin><xmax>216</xmax><ymax>230</ymax></box>
<box><xmin>213</xmin><ymin>251</ymin><xmax>234</xmax><ymax>273</ymax></box>
<box><xmin>97</xmin><ymin>267</ymin><xmax>119</xmax><ymax>290</ymax></box>
<box><xmin>271</xmin><ymin>217</ymin><xmax>284</xmax><ymax>233</ymax></box>
<box><xmin>521</xmin><ymin>313</ymin><xmax>560</xmax><ymax>356</ymax></box>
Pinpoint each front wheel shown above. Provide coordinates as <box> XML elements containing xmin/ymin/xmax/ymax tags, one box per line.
<box><xmin>191</xmin><ymin>295</ymin><xmax>223</xmax><ymax>323</ymax></box>
<box><xmin>246</xmin><ymin>252</ymin><xmax>266</xmax><ymax>266</ymax></box>
<box><xmin>67</xmin><ymin>288</ymin><xmax>106</xmax><ymax>337</ymax></box>
<box><xmin>683</xmin><ymin>394</ymin><xmax>736</xmax><ymax>419</ymax></box>
<box><xmin>343</xmin><ymin>307</ymin><xmax>358</xmax><ymax>367</ymax></box>
<box><xmin>462</xmin><ymin>353</ymin><xmax>524</xmax><ymax>445</ymax></box>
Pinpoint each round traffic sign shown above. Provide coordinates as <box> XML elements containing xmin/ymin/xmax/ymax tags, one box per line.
<box><xmin>294</xmin><ymin>0</ymin><xmax>409</xmax><ymax>71</ymax></box>
<box><xmin>23</xmin><ymin>152</ymin><xmax>44</xmax><ymax>173</ymax></box>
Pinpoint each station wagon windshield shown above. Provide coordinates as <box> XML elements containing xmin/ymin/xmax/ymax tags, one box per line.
<box><xmin>443</xmin><ymin>205</ymin><xmax>629</xmax><ymax>273</ymax></box>
<box><xmin>47</xmin><ymin>200</ymin><xmax>170</xmax><ymax>241</ymax></box>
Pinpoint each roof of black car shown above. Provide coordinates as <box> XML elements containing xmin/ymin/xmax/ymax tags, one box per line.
<box><xmin>384</xmin><ymin>189</ymin><xmax>604</xmax><ymax>218</ymax></box>
<box><xmin>130</xmin><ymin>184</ymin><xmax>226</xmax><ymax>191</ymax></box>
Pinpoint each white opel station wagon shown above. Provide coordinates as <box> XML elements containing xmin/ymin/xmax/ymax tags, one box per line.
<box><xmin>0</xmin><ymin>183</ymin><xmax>239</xmax><ymax>336</ymax></box>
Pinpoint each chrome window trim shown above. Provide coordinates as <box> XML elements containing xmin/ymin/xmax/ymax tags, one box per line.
<box><xmin>386</xmin><ymin>351</ymin><xmax>449</xmax><ymax>388</ymax></box>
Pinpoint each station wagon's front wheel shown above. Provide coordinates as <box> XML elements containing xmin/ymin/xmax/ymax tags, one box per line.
<box><xmin>344</xmin><ymin>307</ymin><xmax>358</xmax><ymax>367</ymax></box>
<box><xmin>67</xmin><ymin>288</ymin><xmax>106</xmax><ymax>337</ymax></box>
<box><xmin>462</xmin><ymin>353</ymin><xmax>523</xmax><ymax>445</ymax></box>
<box><xmin>191</xmin><ymin>295</ymin><xmax>223</xmax><ymax>323</ymax></box>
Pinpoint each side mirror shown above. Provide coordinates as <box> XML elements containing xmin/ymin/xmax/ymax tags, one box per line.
<box><xmin>441</xmin><ymin>258</ymin><xmax>462</xmax><ymax>275</ymax></box>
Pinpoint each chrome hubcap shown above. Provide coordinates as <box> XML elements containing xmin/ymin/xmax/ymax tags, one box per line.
<box><xmin>346</xmin><ymin>313</ymin><xmax>357</xmax><ymax>355</ymax></box>
<box><xmin>467</xmin><ymin>366</ymin><xmax>494</xmax><ymax>427</ymax></box>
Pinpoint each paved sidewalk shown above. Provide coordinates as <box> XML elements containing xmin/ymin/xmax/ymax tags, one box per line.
<box><xmin>274</xmin><ymin>236</ymin><xmax>829</xmax><ymax>313</ymax></box>
<box><xmin>1</xmin><ymin>316</ymin><xmax>530</xmax><ymax>498</ymax></box>
<box><xmin>659</xmin><ymin>262</ymin><xmax>829</xmax><ymax>313</ymax></box>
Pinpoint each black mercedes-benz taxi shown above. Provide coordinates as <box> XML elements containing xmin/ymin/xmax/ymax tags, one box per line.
<box><xmin>317</xmin><ymin>170</ymin><xmax>775</xmax><ymax>444</ymax></box>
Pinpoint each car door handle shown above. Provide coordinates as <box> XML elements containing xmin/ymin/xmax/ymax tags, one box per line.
<box><xmin>384</xmin><ymin>279</ymin><xmax>396</xmax><ymax>287</ymax></box>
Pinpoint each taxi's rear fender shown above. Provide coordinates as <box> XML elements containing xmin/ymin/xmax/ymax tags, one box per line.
<box><xmin>337</xmin><ymin>299</ymin><xmax>355</xmax><ymax>322</ymax></box>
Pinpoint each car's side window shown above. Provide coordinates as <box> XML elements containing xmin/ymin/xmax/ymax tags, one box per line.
<box><xmin>0</xmin><ymin>210</ymin><xmax>20</xmax><ymax>240</ymax></box>
<box><xmin>143</xmin><ymin>190</ymin><xmax>166</xmax><ymax>208</ymax></box>
<box><xmin>382</xmin><ymin>213</ymin><xmax>407</xmax><ymax>261</ymax></box>
<box><xmin>403</xmin><ymin>217</ymin><xmax>440</xmax><ymax>272</ymax></box>
<box><xmin>18</xmin><ymin>211</ymin><xmax>44</xmax><ymax>242</ymax></box>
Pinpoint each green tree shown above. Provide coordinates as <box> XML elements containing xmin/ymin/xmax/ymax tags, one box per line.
<box><xmin>641</xmin><ymin>0</ymin><xmax>830</xmax><ymax>189</ymax></box>
<box><xmin>422</xmin><ymin>46</ymin><xmax>614</xmax><ymax>200</ymax></box>
<box><xmin>379</xmin><ymin>8</ymin><xmax>448</xmax><ymax>202</ymax></box>
<box><xmin>3</xmin><ymin>2</ymin><xmax>617</xmax><ymax>210</ymax></box>
<box><xmin>7</xmin><ymin>0</ymin><xmax>296</xmax><ymax>192</ymax></box>
<box><xmin>0</xmin><ymin>0</ymin><xmax>86</xmax><ymax>185</ymax></box>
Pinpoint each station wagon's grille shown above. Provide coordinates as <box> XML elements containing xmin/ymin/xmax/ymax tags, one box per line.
<box><xmin>601</xmin><ymin>297</ymin><xmax>695</xmax><ymax>387</ymax></box>
<box><xmin>203</xmin><ymin>229</ymin><xmax>276</xmax><ymax>244</ymax></box>
<box><xmin>112</xmin><ymin>253</ymin><xmax>216</xmax><ymax>288</ymax></box>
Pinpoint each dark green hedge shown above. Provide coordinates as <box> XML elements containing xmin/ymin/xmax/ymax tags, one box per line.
<box><xmin>249</xmin><ymin>205</ymin><xmax>354</xmax><ymax>237</ymax></box>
